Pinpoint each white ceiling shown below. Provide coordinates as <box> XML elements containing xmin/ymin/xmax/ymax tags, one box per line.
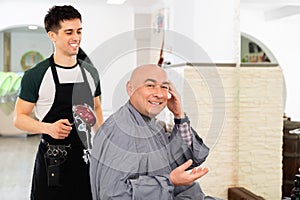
<box><xmin>6</xmin><ymin>0</ymin><xmax>165</xmax><ymax>8</ymax></box>
<box><xmin>121</xmin><ymin>0</ymin><xmax>300</xmax><ymax>21</ymax></box>
<box><xmin>122</xmin><ymin>0</ymin><xmax>165</xmax><ymax>7</ymax></box>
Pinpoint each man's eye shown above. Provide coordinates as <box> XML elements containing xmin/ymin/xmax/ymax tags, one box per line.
<box><xmin>146</xmin><ymin>84</ymin><xmax>154</xmax><ymax>88</ymax></box>
<box><xmin>161</xmin><ymin>85</ymin><xmax>169</xmax><ymax>90</ymax></box>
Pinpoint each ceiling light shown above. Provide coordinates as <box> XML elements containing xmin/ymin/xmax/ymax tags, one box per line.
<box><xmin>106</xmin><ymin>0</ymin><xmax>126</xmax><ymax>5</ymax></box>
<box><xmin>28</xmin><ymin>25</ymin><xmax>38</xmax><ymax>30</ymax></box>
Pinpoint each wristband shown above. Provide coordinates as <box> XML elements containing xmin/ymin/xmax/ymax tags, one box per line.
<box><xmin>174</xmin><ymin>113</ymin><xmax>189</xmax><ymax>124</ymax></box>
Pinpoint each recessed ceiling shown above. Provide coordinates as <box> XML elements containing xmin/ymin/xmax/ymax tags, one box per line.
<box><xmin>241</xmin><ymin>0</ymin><xmax>300</xmax><ymax>20</ymax></box>
<box><xmin>3</xmin><ymin>26</ymin><xmax>45</xmax><ymax>34</ymax></box>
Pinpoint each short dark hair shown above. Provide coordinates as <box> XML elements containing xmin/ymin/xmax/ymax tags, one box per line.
<box><xmin>44</xmin><ymin>5</ymin><xmax>82</xmax><ymax>33</ymax></box>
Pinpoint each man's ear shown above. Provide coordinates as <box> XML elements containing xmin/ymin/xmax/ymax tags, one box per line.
<box><xmin>47</xmin><ymin>31</ymin><xmax>56</xmax><ymax>42</ymax></box>
<box><xmin>126</xmin><ymin>81</ymin><xmax>133</xmax><ymax>96</ymax></box>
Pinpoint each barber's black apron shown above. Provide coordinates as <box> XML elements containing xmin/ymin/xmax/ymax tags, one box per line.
<box><xmin>31</xmin><ymin>56</ymin><xmax>93</xmax><ymax>200</ymax></box>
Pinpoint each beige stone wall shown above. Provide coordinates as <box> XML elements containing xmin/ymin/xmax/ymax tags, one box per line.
<box><xmin>182</xmin><ymin>65</ymin><xmax>283</xmax><ymax>199</ymax></box>
<box><xmin>238</xmin><ymin>67</ymin><xmax>283</xmax><ymax>199</ymax></box>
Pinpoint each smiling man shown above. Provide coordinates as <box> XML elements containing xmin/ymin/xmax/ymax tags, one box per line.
<box><xmin>90</xmin><ymin>64</ymin><xmax>220</xmax><ymax>200</ymax></box>
<box><xmin>14</xmin><ymin>5</ymin><xmax>103</xmax><ymax>200</ymax></box>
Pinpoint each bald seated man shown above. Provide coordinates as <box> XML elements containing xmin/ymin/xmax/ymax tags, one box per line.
<box><xmin>90</xmin><ymin>64</ymin><xmax>221</xmax><ymax>200</ymax></box>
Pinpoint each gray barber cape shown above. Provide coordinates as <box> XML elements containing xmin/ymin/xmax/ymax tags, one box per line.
<box><xmin>90</xmin><ymin>101</ymin><xmax>211</xmax><ymax>200</ymax></box>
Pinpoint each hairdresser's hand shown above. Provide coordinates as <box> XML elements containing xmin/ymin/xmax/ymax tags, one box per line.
<box><xmin>167</xmin><ymin>82</ymin><xmax>184</xmax><ymax>118</ymax></box>
<box><xmin>44</xmin><ymin>119</ymin><xmax>72</xmax><ymax>139</ymax></box>
<box><xmin>170</xmin><ymin>159</ymin><xmax>209</xmax><ymax>186</ymax></box>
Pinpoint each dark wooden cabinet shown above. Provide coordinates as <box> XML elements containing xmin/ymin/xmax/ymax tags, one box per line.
<box><xmin>282</xmin><ymin>120</ymin><xmax>300</xmax><ymax>198</ymax></box>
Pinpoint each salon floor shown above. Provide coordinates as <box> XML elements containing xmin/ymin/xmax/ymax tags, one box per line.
<box><xmin>0</xmin><ymin>134</ymin><xmax>40</xmax><ymax>200</ymax></box>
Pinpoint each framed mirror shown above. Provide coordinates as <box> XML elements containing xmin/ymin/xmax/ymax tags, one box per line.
<box><xmin>20</xmin><ymin>50</ymin><xmax>44</xmax><ymax>71</ymax></box>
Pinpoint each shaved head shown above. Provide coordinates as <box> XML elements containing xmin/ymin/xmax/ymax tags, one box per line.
<box><xmin>129</xmin><ymin>64</ymin><xmax>167</xmax><ymax>87</ymax></box>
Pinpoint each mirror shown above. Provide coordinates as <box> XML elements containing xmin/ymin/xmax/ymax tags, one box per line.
<box><xmin>0</xmin><ymin>25</ymin><xmax>52</xmax><ymax>103</ymax></box>
<box><xmin>0</xmin><ymin>25</ymin><xmax>52</xmax><ymax>72</ymax></box>
<box><xmin>20</xmin><ymin>50</ymin><xmax>44</xmax><ymax>71</ymax></box>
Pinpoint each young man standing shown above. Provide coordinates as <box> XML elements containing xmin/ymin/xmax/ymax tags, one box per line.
<box><xmin>14</xmin><ymin>5</ymin><xmax>103</xmax><ymax>200</ymax></box>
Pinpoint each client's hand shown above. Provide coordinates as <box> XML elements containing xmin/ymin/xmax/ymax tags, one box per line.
<box><xmin>170</xmin><ymin>159</ymin><xmax>209</xmax><ymax>186</ymax></box>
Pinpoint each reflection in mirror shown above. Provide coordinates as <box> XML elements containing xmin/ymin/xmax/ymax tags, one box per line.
<box><xmin>0</xmin><ymin>25</ymin><xmax>52</xmax><ymax>104</ymax></box>
<box><xmin>20</xmin><ymin>50</ymin><xmax>44</xmax><ymax>71</ymax></box>
<box><xmin>241</xmin><ymin>33</ymin><xmax>277</xmax><ymax>64</ymax></box>
<box><xmin>0</xmin><ymin>25</ymin><xmax>52</xmax><ymax>72</ymax></box>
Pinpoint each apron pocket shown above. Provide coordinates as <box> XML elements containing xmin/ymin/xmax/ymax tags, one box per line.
<box><xmin>44</xmin><ymin>145</ymin><xmax>68</xmax><ymax>187</ymax></box>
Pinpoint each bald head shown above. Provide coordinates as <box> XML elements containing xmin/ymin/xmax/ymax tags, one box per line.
<box><xmin>126</xmin><ymin>64</ymin><xmax>170</xmax><ymax>117</ymax></box>
<box><xmin>128</xmin><ymin>64</ymin><xmax>168</xmax><ymax>92</ymax></box>
<box><xmin>130</xmin><ymin>64</ymin><xmax>166</xmax><ymax>83</ymax></box>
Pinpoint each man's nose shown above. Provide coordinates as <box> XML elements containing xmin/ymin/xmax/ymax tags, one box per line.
<box><xmin>73</xmin><ymin>33</ymin><xmax>81</xmax><ymax>40</ymax></box>
<box><xmin>153</xmin><ymin>86</ymin><xmax>164</xmax><ymax>98</ymax></box>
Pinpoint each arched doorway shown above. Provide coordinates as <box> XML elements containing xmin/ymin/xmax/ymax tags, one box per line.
<box><xmin>241</xmin><ymin>32</ymin><xmax>278</xmax><ymax>64</ymax></box>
